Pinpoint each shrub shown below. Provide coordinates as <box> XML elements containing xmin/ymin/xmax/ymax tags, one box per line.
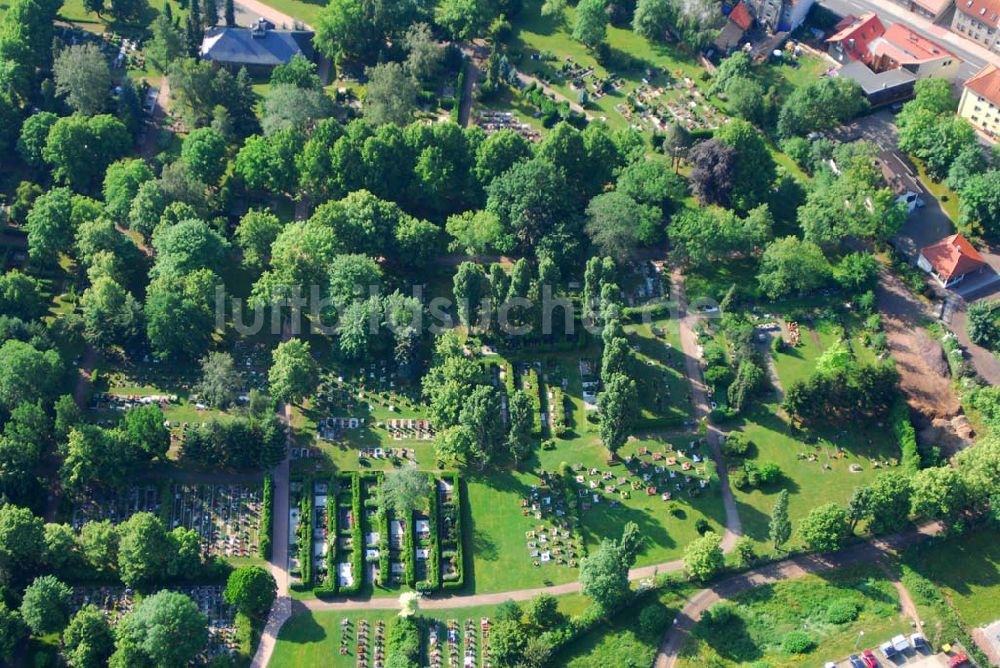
<box><xmin>891</xmin><ymin>397</ymin><xmax>920</xmax><ymax>473</ymax></box>
<box><xmin>638</xmin><ymin>603</ymin><xmax>669</xmax><ymax>638</ymax></box>
<box><xmin>722</xmin><ymin>432</ymin><xmax>751</xmax><ymax>457</ymax></box>
<box><xmin>825</xmin><ymin>599</ymin><xmax>861</xmax><ymax>624</ymax></box>
<box><xmin>694</xmin><ymin>518</ymin><xmax>711</xmax><ymax>535</ymax></box>
<box><xmin>260</xmin><ymin>475</ymin><xmax>273</xmax><ymax>560</ymax></box>
<box><xmin>781</xmin><ymin>630</ymin><xmax>815</xmax><ymax>654</ymax></box>
<box><xmin>701</xmin><ymin>602</ymin><xmax>738</xmax><ymax>628</ymax></box>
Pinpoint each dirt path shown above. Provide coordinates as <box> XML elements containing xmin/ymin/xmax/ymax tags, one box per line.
<box><xmin>140</xmin><ymin>77</ymin><xmax>169</xmax><ymax>161</ymax></box>
<box><xmin>671</xmin><ymin>268</ymin><xmax>742</xmax><ymax>551</ymax></box>
<box><xmin>250</xmin><ymin>326</ymin><xmax>294</xmax><ymax>668</ymax></box>
<box><xmin>457</xmin><ymin>57</ymin><xmax>479</xmax><ymax>127</ymax></box>
<box><xmin>515</xmin><ymin>71</ymin><xmax>592</xmax><ymax>119</ymax></box>
<box><xmin>653</xmin><ymin>521</ymin><xmax>943</xmax><ymax>668</ymax></box>
<box><xmin>233</xmin><ymin>0</ymin><xmax>310</xmax><ymax>29</ymax></box>
<box><xmin>876</xmin><ymin>269</ymin><xmax>960</xmax><ymax>418</ymax></box>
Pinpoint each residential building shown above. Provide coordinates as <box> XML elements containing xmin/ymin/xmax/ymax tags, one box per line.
<box><xmin>827</xmin><ymin>14</ymin><xmax>959</xmax><ymax>79</ymax></box>
<box><xmin>950</xmin><ymin>0</ymin><xmax>1000</xmax><ymax>54</ymax></box>
<box><xmin>958</xmin><ymin>63</ymin><xmax>1000</xmax><ymax>141</ymax></box>
<box><xmin>201</xmin><ymin>18</ymin><xmax>314</xmax><ymax>76</ymax></box>
<box><xmin>743</xmin><ymin>0</ymin><xmax>815</xmax><ymax>32</ymax></box>
<box><xmin>918</xmin><ymin>234</ymin><xmax>988</xmax><ymax>288</ymax></box>
<box><xmin>838</xmin><ymin>61</ymin><xmax>916</xmax><ymax>106</ymax></box>
<box><xmin>714</xmin><ymin>2</ymin><xmax>754</xmax><ymax>52</ymax></box>
<box><xmin>887</xmin><ymin>0</ymin><xmax>954</xmax><ymax>22</ymax></box>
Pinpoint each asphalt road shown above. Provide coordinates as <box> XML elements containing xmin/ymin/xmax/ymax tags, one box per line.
<box><xmin>817</xmin><ymin>0</ymin><xmax>987</xmax><ymax>81</ymax></box>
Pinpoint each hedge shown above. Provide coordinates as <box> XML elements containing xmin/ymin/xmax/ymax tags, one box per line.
<box><xmin>452</xmin><ymin>64</ymin><xmax>466</xmax><ymax>123</ymax></box>
<box><xmin>260</xmin><ymin>474</ymin><xmax>273</xmax><ymax>560</ymax></box>
<box><xmin>297</xmin><ymin>479</ymin><xmax>313</xmax><ymax>589</ymax></box>
<box><xmin>418</xmin><ymin>473</ymin><xmax>440</xmax><ymax>592</ymax></box>
<box><xmin>891</xmin><ymin>397</ymin><xmax>920</xmax><ymax>473</ymax></box>
<box><xmin>336</xmin><ymin>472</ymin><xmax>363</xmax><ymax>596</ymax></box>
<box><xmin>441</xmin><ymin>472</ymin><xmax>466</xmax><ymax>589</ymax></box>
<box><xmin>524</xmin><ymin>366</ymin><xmax>544</xmax><ymax>436</ymax></box>
<box><xmin>315</xmin><ymin>475</ymin><xmax>339</xmax><ymax>597</ymax></box>
<box><xmin>503</xmin><ymin>362</ymin><xmax>517</xmax><ymax>401</ymax></box>
<box><xmin>551</xmin><ymin>386</ymin><xmax>569</xmax><ymax>437</ymax></box>
<box><xmin>403</xmin><ymin>509</ymin><xmax>416</xmax><ymax>588</ymax></box>
<box><xmin>377</xmin><ymin>505</ymin><xmax>390</xmax><ymax>588</ymax></box>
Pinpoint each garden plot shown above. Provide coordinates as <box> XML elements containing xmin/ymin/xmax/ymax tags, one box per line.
<box><xmin>168</xmin><ymin>483</ymin><xmax>262</xmax><ymax>559</ymax></box>
<box><xmin>71</xmin><ymin>585</ymin><xmax>239</xmax><ymax>662</ymax></box>
<box><xmin>71</xmin><ymin>484</ymin><xmax>161</xmax><ymax>528</ymax></box>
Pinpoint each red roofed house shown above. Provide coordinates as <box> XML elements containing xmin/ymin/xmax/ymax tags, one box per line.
<box><xmin>918</xmin><ymin>234</ymin><xmax>988</xmax><ymax>288</ymax></box>
<box><xmin>714</xmin><ymin>2</ymin><xmax>755</xmax><ymax>53</ymax></box>
<box><xmin>827</xmin><ymin>13</ymin><xmax>886</xmax><ymax>63</ymax></box>
<box><xmin>827</xmin><ymin>14</ymin><xmax>958</xmax><ymax>79</ymax></box>
<box><xmin>951</xmin><ymin>0</ymin><xmax>1000</xmax><ymax>55</ymax></box>
<box><xmin>958</xmin><ymin>63</ymin><xmax>1000</xmax><ymax>141</ymax></box>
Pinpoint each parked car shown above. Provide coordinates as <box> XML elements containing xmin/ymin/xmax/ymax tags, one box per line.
<box><xmin>862</xmin><ymin>649</ymin><xmax>879</xmax><ymax>667</ymax></box>
<box><xmin>891</xmin><ymin>634</ymin><xmax>911</xmax><ymax>653</ymax></box>
<box><xmin>910</xmin><ymin>633</ymin><xmax>928</xmax><ymax>650</ymax></box>
<box><xmin>880</xmin><ymin>640</ymin><xmax>897</xmax><ymax>659</ymax></box>
<box><xmin>849</xmin><ymin>655</ymin><xmax>867</xmax><ymax>668</ymax></box>
<box><xmin>949</xmin><ymin>652</ymin><xmax>970</xmax><ymax>667</ymax></box>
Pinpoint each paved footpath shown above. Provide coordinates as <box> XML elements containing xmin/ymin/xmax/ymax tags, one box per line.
<box><xmin>653</xmin><ymin>522</ymin><xmax>943</xmax><ymax>668</ymax></box>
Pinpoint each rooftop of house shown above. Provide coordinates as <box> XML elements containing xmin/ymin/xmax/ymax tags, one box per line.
<box><xmin>838</xmin><ymin>60</ymin><xmax>915</xmax><ymax>95</ymax></box>
<box><xmin>964</xmin><ymin>63</ymin><xmax>1000</xmax><ymax>107</ymax></box>
<box><xmin>920</xmin><ymin>234</ymin><xmax>987</xmax><ymax>281</ymax></box>
<box><xmin>956</xmin><ymin>0</ymin><xmax>1000</xmax><ymax>26</ymax></box>
<box><xmin>729</xmin><ymin>2</ymin><xmax>754</xmax><ymax>30</ymax></box>
<box><xmin>870</xmin><ymin>23</ymin><xmax>954</xmax><ymax>64</ymax></box>
<box><xmin>877</xmin><ymin>149</ymin><xmax>923</xmax><ymax>196</ymax></box>
<box><xmin>911</xmin><ymin>0</ymin><xmax>953</xmax><ymax>15</ymax></box>
<box><xmin>827</xmin><ymin>13</ymin><xmax>886</xmax><ymax>60</ymax></box>
<box><xmin>201</xmin><ymin>18</ymin><xmax>313</xmax><ymax>67</ymax></box>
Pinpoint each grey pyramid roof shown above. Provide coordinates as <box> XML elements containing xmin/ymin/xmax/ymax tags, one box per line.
<box><xmin>200</xmin><ymin>23</ymin><xmax>314</xmax><ymax>68</ymax></box>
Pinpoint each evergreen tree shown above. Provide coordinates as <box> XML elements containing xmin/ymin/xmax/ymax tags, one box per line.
<box><xmin>224</xmin><ymin>0</ymin><xmax>234</xmax><ymax>26</ymax></box>
<box><xmin>769</xmin><ymin>489</ymin><xmax>791</xmax><ymax>552</ymax></box>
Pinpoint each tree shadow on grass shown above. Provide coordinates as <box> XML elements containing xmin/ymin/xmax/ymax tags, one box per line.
<box><xmin>279</xmin><ymin>607</ymin><xmax>326</xmax><ymax>644</ymax></box>
<box><xmin>694</xmin><ymin>607</ymin><xmax>763</xmax><ymax>663</ymax></box>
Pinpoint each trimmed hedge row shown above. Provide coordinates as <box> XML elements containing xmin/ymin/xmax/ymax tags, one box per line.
<box><xmin>297</xmin><ymin>480</ymin><xmax>314</xmax><ymax>589</ymax></box>
<box><xmin>503</xmin><ymin>362</ymin><xmax>517</xmax><ymax>401</ymax></box>
<box><xmin>441</xmin><ymin>472</ymin><xmax>465</xmax><ymax>590</ymax></box>
<box><xmin>524</xmin><ymin>366</ymin><xmax>544</xmax><ymax>436</ymax></box>
<box><xmin>892</xmin><ymin>397</ymin><xmax>920</xmax><ymax>473</ymax></box>
<box><xmin>452</xmin><ymin>64</ymin><xmax>466</xmax><ymax>123</ymax></box>
<box><xmin>315</xmin><ymin>475</ymin><xmax>339</xmax><ymax>597</ymax></box>
<box><xmin>403</xmin><ymin>510</ymin><xmax>416</xmax><ymax>588</ymax></box>
<box><xmin>260</xmin><ymin>474</ymin><xmax>273</xmax><ymax>560</ymax></box>
<box><xmin>339</xmin><ymin>472</ymin><xmax>363</xmax><ymax>596</ymax></box>
<box><xmin>419</xmin><ymin>473</ymin><xmax>440</xmax><ymax>592</ymax></box>
<box><xmin>550</xmin><ymin>386</ymin><xmax>569</xmax><ymax>437</ymax></box>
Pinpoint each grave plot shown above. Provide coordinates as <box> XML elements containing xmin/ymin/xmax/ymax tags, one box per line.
<box><xmin>361</xmin><ymin>474</ymin><xmax>387</xmax><ymax>589</ymax></box>
<box><xmin>71</xmin><ymin>586</ymin><xmax>238</xmax><ymax>662</ymax></box>
<box><xmin>313</xmin><ymin>481</ymin><xmax>330</xmax><ymax>584</ymax></box>
<box><xmin>71</xmin><ymin>484</ymin><xmax>161</xmax><ymax>529</ymax></box>
<box><xmin>544</xmin><ymin>363</ymin><xmax>571</xmax><ymax>439</ymax></box>
<box><xmin>474</xmin><ymin>110</ymin><xmax>541</xmax><ymax>141</ymax></box>
<box><xmin>517</xmin><ymin>362</ymin><xmax>545</xmax><ymax>436</ymax></box>
<box><xmin>579</xmin><ymin>359</ymin><xmax>600</xmax><ymax>412</ymax></box>
<box><xmin>169</xmin><ymin>483</ymin><xmax>262</xmax><ymax>560</ymax></box>
<box><xmin>288</xmin><ymin>481</ymin><xmax>305</xmax><ymax>586</ymax></box>
<box><xmin>334</xmin><ymin>473</ymin><xmax>362</xmax><ymax>594</ymax></box>
<box><xmin>437</xmin><ymin>475</ymin><xmax>464</xmax><ymax>589</ymax></box>
<box><xmin>520</xmin><ymin>470</ymin><xmax>585</xmax><ymax>571</ymax></box>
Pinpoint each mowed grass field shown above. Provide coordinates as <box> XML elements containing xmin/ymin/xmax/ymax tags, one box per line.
<box><xmin>903</xmin><ymin>528</ymin><xmax>1000</xmax><ymax>628</ymax></box>
<box><xmin>677</xmin><ymin>563</ymin><xmax>912</xmax><ymax>667</ymax></box>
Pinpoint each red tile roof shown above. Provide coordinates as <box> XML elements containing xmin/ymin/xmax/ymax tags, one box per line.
<box><xmin>826</xmin><ymin>13</ymin><xmax>886</xmax><ymax>62</ymax></box>
<box><xmin>873</xmin><ymin>24</ymin><xmax>954</xmax><ymax>64</ymax></box>
<box><xmin>965</xmin><ymin>63</ymin><xmax>1000</xmax><ymax>108</ymax></box>
<box><xmin>920</xmin><ymin>235</ymin><xmax>986</xmax><ymax>281</ymax></box>
<box><xmin>956</xmin><ymin>0</ymin><xmax>1000</xmax><ymax>26</ymax></box>
<box><xmin>729</xmin><ymin>2</ymin><xmax>754</xmax><ymax>30</ymax></box>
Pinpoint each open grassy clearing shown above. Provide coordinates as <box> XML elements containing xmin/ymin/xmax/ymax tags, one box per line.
<box><xmin>902</xmin><ymin>527</ymin><xmax>1000</xmax><ymax>628</ymax></box>
<box><xmin>677</xmin><ymin>563</ymin><xmax>912</xmax><ymax>667</ymax></box>
<box><xmin>732</xmin><ymin>403</ymin><xmax>900</xmax><ymax>549</ymax></box>
<box><xmin>554</xmin><ymin>585</ymin><xmax>695</xmax><ymax>667</ymax></box>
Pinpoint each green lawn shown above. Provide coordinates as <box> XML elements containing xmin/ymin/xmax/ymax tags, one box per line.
<box><xmin>252</xmin><ymin>0</ymin><xmax>324</xmax><ymax>26</ymax></box>
<box><xmin>772</xmin><ymin>319</ymin><xmax>842</xmax><ymax>389</ymax></box>
<box><xmin>554</xmin><ymin>586</ymin><xmax>694</xmax><ymax>667</ymax></box>
<box><xmin>677</xmin><ymin>563</ymin><xmax>912</xmax><ymax>667</ymax></box>
<box><xmin>902</xmin><ymin>527</ymin><xmax>1000</xmax><ymax>628</ymax></box>
<box><xmin>270</xmin><ymin>595</ymin><xmax>590</xmax><ymax>668</ymax></box>
<box><xmin>731</xmin><ymin>403</ymin><xmax>901</xmax><ymax>551</ymax></box>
